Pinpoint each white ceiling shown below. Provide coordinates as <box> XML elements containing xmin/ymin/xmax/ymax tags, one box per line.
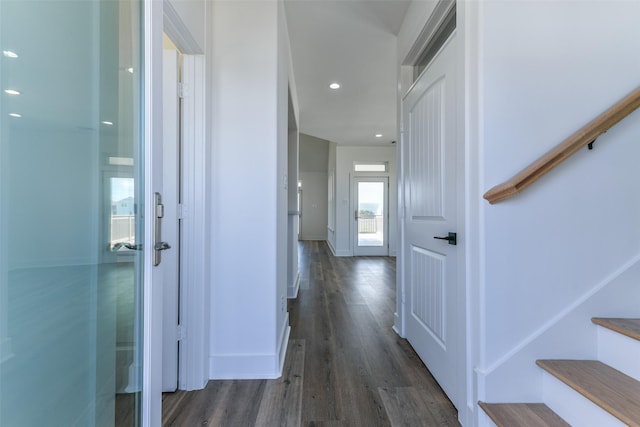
<box><xmin>284</xmin><ymin>0</ymin><xmax>411</xmax><ymax>146</ymax></box>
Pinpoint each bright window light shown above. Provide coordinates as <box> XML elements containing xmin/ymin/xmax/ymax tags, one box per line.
<box><xmin>329</xmin><ymin>82</ymin><xmax>340</xmax><ymax>90</ymax></box>
<box><xmin>3</xmin><ymin>50</ymin><xmax>18</xmax><ymax>58</ymax></box>
<box><xmin>4</xmin><ymin>89</ymin><xmax>20</xmax><ymax>95</ymax></box>
<box><xmin>354</xmin><ymin>163</ymin><xmax>387</xmax><ymax>172</ymax></box>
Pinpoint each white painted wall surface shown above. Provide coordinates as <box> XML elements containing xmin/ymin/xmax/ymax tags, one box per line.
<box><xmin>276</xmin><ymin>0</ymin><xmax>293</xmax><ymax>371</ymax></box>
<box><xmin>299</xmin><ymin>133</ymin><xmax>329</xmax><ymax>241</ymax></box>
<box><xmin>327</xmin><ymin>142</ymin><xmax>337</xmax><ymax>252</ymax></box>
<box><xmin>209</xmin><ymin>0</ymin><xmax>289</xmax><ymax>379</ymax></box>
<box><xmin>334</xmin><ymin>146</ymin><xmax>397</xmax><ymax>257</ymax></box>
<box><xmin>300</xmin><ymin>172</ymin><xmax>328</xmax><ymax>240</ymax></box>
<box><xmin>477</xmin><ymin>0</ymin><xmax>640</xmax><ymax>414</ymax></box>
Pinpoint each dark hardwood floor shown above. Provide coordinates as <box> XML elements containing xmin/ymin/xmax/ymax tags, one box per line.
<box><xmin>162</xmin><ymin>241</ymin><xmax>459</xmax><ymax>426</ymax></box>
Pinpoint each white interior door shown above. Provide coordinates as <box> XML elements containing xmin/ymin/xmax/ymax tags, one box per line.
<box><xmin>161</xmin><ymin>47</ymin><xmax>181</xmax><ymax>392</ymax></box>
<box><xmin>353</xmin><ymin>177</ymin><xmax>389</xmax><ymax>256</ymax></box>
<box><xmin>402</xmin><ymin>34</ymin><xmax>460</xmax><ymax>407</ymax></box>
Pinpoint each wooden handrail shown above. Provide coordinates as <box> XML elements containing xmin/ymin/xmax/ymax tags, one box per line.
<box><xmin>484</xmin><ymin>87</ymin><xmax>640</xmax><ymax>204</ymax></box>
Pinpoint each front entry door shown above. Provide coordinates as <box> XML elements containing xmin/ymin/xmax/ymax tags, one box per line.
<box><xmin>402</xmin><ymin>34</ymin><xmax>460</xmax><ymax>409</ymax></box>
<box><xmin>353</xmin><ymin>177</ymin><xmax>389</xmax><ymax>256</ymax></box>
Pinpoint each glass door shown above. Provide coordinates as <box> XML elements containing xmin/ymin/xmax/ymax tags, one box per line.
<box><xmin>353</xmin><ymin>177</ymin><xmax>389</xmax><ymax>256</ymax></box>
<box><xmin>0</xmin><ymin>1</ymin><xmax>144</xmax><ymax>425</ymax></box>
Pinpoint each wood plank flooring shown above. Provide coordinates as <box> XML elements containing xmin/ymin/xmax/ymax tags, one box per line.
<box><xmin>162</xmin><ymin>241</ymin><xmax>459</xmax><ymax>426</ymax></box>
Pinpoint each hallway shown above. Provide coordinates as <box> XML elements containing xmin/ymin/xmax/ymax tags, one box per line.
<box><xmin>162</xmin><ymin>241</ymin><xmax>459</xmax><ymax>426</ymax></box>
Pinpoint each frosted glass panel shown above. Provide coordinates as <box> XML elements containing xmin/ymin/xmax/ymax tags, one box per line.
<box><xmin>0</xmin><ymin>1</ymin><xmax>143</xmax><ymax>425</ymax></box>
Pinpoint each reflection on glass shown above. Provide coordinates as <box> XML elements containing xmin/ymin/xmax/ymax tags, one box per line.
<box><xmin>357</xmin><ymin>182</ymin><xmax>385</xmax><ymax>247</ymax></box>
<box><xmin>111</xmin><ymin>177</ymin><xmax>136</xmax><ymax>250</ymax></box>
<box><xmin>0</xmin><ymin>1</ymin><xmax>143</xmax><ymax>426</ymax></box>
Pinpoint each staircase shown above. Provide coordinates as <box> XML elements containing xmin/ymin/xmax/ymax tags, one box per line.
<box><xmin>479</xmin><ymin>318</ymin><xmax>640</xmax><ymax>426</ymax></box>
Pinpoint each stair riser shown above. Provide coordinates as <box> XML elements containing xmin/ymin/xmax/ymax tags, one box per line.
<box><xmin>542</xmin><ymin>371</ymin><xmax>626</xmax><ymax>427</ymax></box>
<box><xmin>597</xmin><ymin>326</ymin><xmax>640</xmax><ymax>381</ymax></box>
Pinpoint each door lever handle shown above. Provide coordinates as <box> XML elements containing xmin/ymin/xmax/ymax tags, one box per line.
<box><xmin>434</xmin><ymin>232</ymin><xmax>457</xmax><ymax>245</ymax></box>
<box><xmin>112</xmin><ymin>242</ymin><xmax>143</xmax><ymax>251</ymax></box>
<box><xmin>154</xmin><ymin>242</ymin><xmax>171</xmax><ymax>251</ymax></box>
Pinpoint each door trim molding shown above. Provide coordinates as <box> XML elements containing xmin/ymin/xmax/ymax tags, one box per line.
<box><xmin>179</xmin><ymin>54</ymin><xmax>209</xmax><ymax>391</ymax></box>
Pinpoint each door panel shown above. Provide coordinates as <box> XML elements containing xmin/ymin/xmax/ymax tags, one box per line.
<box><xmin>0</xmin><ymin>1</ymin><xmax>144</xmax><ymax>425</ymax></box>
<box><xmin>403</xmin><ymin>34</ymin><xmax>459</xmax><ymax>408</ymax></box>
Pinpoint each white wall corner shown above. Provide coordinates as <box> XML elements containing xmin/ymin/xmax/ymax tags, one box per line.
<box><xmin>288</xmin><ymin>272</ymin><xmax>300</xmax><ymax>299</ymax></box>
<box><xmin>326</xmin><ymin>239</ymin><xmax>337</xmax><ymax>256</ymax></box>
<box><xmin>392</xmin><ymin>312</ymin><xmax>404</xmax><ymax>338</ymax></box>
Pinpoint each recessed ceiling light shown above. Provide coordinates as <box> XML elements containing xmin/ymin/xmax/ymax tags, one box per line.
<box><xmin>127</xmin><ymin>67</ymin><xmax>134</xmax><ymax>74</ymax></box>
<box><xmin>375</xmin><ymin>134</ymin><xmax>383</xmax><ymax>138</ymax></box>
<box><xmin>329</xmin><ymin>82</ymin><xmax>340</xmax><ymax>90</ymax></box>
<box><xmin>101</xmin><ymin>121</ymin><xmax>114</xmax><ymax>126</ymax></box>
<box><xmin>9</xmin><ymin>113</ymin><xmax>22</xmax><ymax>118</ymax></box>
<box><xmin>3</xmin><ymin>50</ymin><xmax>18</xmax><ymax>58</ymax></box>
<box><xmin>4</xmin><ymin>89</ymin><xmax>20</xmax><ymax>95</ymax></box>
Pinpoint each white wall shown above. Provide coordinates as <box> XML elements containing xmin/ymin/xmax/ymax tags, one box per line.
<box><xmin>327</xmin><ymin>142</ymin><xmax>337</xmax><ymax>252</ymax></box>
<box><xmin>475</xmin><ymin>0</ymin><xmax>640</xmax><ymax>419</ymax></box>
<box><xmin>299</xmin><ymin>133</ymin><xmax>329</xmax><ymax>240</ymax></box>
<box><xmin>334</xmin><ymin>145</ymin><xmax>397</xmax><ymax>257</ymax></box>
<box><xmin>299</xmin><ymin>172</ymin><xmax>328</xmax><ymax>240</ymax></box>
<box><xmin>209</xmin><ymin>0</ymin><xmax>291</xmax><ymax>379</ymax></box>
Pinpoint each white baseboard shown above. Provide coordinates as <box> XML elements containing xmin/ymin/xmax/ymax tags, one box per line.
<box><xmin>277</xmin><ymin>314</ymin><xmax>291</xmax><ymax>376</ymax></box>
<box><xmin>209</xmin><ymin>316</ymin><xmax>291</xmax><ymax>380</ymax></box>
<box><xmin>209</xmin><ymin>353</ymin><xmax>284</xmax><ymax>380</ymax></box>
<box><xmin>287</xmin><ymin>272</ymin><xmax>300</xmax><ymax>299</ymax></box>
<box><xmin>333</xmin><ymin>249</ymin><xmax>351</xmax><ymax>257</ymax></box>
<box><xmin>299</xmin><ymin>236</ymin><xmax>327</xmax><ymax>241</ymax></box>
<box><xmin>327</xmin><ymin>239</ymin><xmax>337</xmax><ymax>256</ymax></box>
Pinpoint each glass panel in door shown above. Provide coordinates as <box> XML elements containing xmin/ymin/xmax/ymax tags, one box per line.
<box><xmin>354</xmin><ymin>178</ymin><xmax>388</xmax><ymax>256</ymax></box>
<box><xmin>0</xmin><ymin>1</ymin><xmax>144</xmax><ymax>425</ymax></box>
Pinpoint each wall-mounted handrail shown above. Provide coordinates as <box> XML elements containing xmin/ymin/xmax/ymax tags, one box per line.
<box><xmin>484</xmin><ymin>87</ymin><xmax>640</xmax><ymax>204</ymax></box>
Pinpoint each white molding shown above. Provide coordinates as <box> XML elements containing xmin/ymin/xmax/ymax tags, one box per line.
<box><xmin>179</xmin><ymin>54</ymin><xmax>209</xmax><ymax>391</ymax></box>
<box><xmin>326</xmin><ymin>238</ymin><xmax>337</xmax><ymax>256</ymax></box>
<box><xmin>143</xmin><ymin>0</ymin><xmax>164</xmax><ymax>425</ymax></box>
<box><xmin>209</xmin><ymin>353</ymin><xmax>284</xmax><ymax>380</ymax></box>
<box><xmin>288</xmin><ymin>272</ymin><xmax>300</xmax><ymax>299</ymax></box>
<box><xmin>333</xmin><ymin>249</ymin><xmax>352</xmax><ymax>257</ymax></box>
<box><xmin>299</xmin><ymin>236</ymin><xmax>327</xmax><ymax>241</ymax></box>
<box><xmin>277</xmin><ymin>313</ymin><xmax>291</xmax><ymax>375</ymax></box>
<box><xmin>163</xmin><ymin>0</ymin><xmax>203</xmax><ymax>55</ymax></box>
<box><xmin>403</xmin><ymin>0</ymin><xmax>456</xmax><ymax>66</ymax></box>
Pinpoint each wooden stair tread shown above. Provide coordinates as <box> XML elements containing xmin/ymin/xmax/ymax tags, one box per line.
<box><xmin>479</xmin><ymin>402</ymin><xmax>569</xmax><ymax>427</ymax></box>
<box><xmin>592</xmin><ymin>317</ymin><xmax>640</xmax><ymax>341</ymax></box>
<box><xmin>536</xmin><ymin>360</ymin><xmax>640</xmax><ymax>426</ymax></box>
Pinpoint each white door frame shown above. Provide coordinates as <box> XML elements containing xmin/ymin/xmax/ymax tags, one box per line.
<box><xmin>143</xmin><ymin>0</ymin><xmax>208</xmax><ymax>424</ymax></box>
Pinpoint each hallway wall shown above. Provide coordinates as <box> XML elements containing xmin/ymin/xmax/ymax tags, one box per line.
<box><xmin>299</xmin><ymin>133</ymin><xmax>329</xmax><ymax>241</ymax></box>
<box><xmin>208</xmin><ymin>0</ymin><xmax>293</xmax><ymax>379</ymax></box>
